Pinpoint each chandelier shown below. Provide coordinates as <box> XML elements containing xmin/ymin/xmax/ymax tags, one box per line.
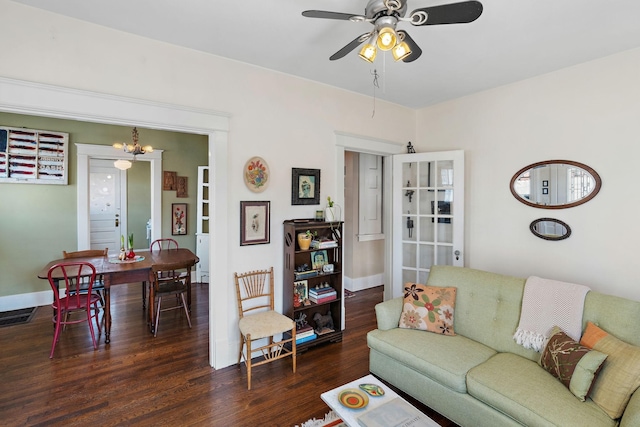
<box><xmin>112</xmin><ymin>127</ymin><xmax>153</xmax><ymax>170</ymax></box>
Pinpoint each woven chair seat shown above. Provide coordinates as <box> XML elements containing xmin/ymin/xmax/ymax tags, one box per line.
<box><xmin>239</xmin><ymin>310</ymin><xmax>294</xmax><ymax>340</ymax></box>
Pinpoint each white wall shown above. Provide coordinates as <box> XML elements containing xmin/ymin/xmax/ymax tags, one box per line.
<box><xmin>415</xmin><ymin>47</ymin><xmax>640</xmax><ymax>302</ymax></box>
<box><xmin>0</xmin><ymin>1</ymin><xmax>415</xmax><ymax>368</ymax></box>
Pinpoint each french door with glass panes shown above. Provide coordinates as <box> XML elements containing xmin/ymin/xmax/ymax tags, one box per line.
<box><xmin>392</xmin><ymin>150</ymin><xmax>464</xmax><ymax>298</ymax></box>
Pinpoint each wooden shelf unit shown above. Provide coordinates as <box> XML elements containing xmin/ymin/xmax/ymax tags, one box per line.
<box><xmin>283</xmin><ymin>220</ymin><xmax>344</xmax><ymax>350</ymax></box>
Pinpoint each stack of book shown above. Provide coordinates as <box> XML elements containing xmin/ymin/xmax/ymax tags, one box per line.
<box><xmin>295</xmin><ymin>325</ymin><xmax>317</xmax><ymax>344</ymax></box>
<box><xmin>309</xmin><ymin>286</ymin><xmax>337</xmax><ymax>304</ymax></box>
<box><xmin>311</xmin><ymin>238</ymin><xmax>338</xmax><ymax>249</ymax></box>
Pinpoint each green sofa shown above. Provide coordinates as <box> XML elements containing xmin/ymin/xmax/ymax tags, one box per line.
<box><xmin>367</xmin><ymin>265</ymin><xmax>640</xmax><ymax>427</ymax></box>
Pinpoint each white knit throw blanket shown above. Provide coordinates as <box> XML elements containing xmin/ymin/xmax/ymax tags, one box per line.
<box><xmin>514</xmin><ymin>276</ymin><xmax>590</xmax><ymax>352</ymax></box>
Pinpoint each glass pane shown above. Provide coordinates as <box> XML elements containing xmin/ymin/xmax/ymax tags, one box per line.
<box><xmin>403</xmin><ymin>243</ymin><xmax>417</xmax><ymax>268</ymax></box>
<box><xmin>419</xmin><ymin>244</ymin><xmax>434</xmax><ymax>269</ymax></box>
<box><xmin>436</xmin><ymin>245</ymin><xmax>453</xmax><ymax>265</ymax></box>
<box><xmin>418</xmin><ymin>161</ymin><xmax>435</xmax><ymax>188</ymax></box>
<box><xmin>437</xmin><ymin>160</ymin><xmax>454</xmax><ymax>187</ymax></box>
<box><xmin>403</xmin><ymin>215</ymin><xmax>417</xmax><ymax>241</ymax></box>
<box><xmin>418</xmin><ymin>216</ymin><xmax>434</xmax><ymax>242</ymax></box>
<box><xmin>418</xmin><ymin>271</ymin><xmax>429</xmax><ymax>285</ymax></box>
<box><xmin>402</xmin><ymin>162</ymin><xmax>417</xmax><ymax>189</ymax></box>
<box><xmin>403</xmin><ymin>193</ymin><xmax>417</xmax><ymax>215</ymax></box>
<box><xmin>419</xmin><ymin>189</ymin><xmax>435</xmax><ymax>218</ymax></box>
<box><xmin>403</xmin><ymin>268</ymin><xmax>417</xmax><ymax>285</ymax></box>
<box><xmin>437</xmin><ymin>221</ymin><xmax>453</xmax><ymax>244</ymax></box>
<box><xmin>90</xmin><ymin>172</ymin><xmax>116</xmax><ymax>215</ymax></box>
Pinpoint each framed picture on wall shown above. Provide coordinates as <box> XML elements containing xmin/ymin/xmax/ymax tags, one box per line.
<box><xmin>291</xmin><ymin>168</ymin><xmax>320</xmax><ymax>205</ymax></box>
<box><xmin>172</xmin><ymin>203</ymin><xmax>187</xmax><ymax>235</ymax></box>
<box><xmin>240</xmin><ymin>201</ymin><xmax>270</xmax><ymax>246</ymax></box>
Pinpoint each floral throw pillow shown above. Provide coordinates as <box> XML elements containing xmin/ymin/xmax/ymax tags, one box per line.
<box><xmin>399</xmin><ymin>283</ymin><xmax>456</xmax><ymax>335</ymax></box>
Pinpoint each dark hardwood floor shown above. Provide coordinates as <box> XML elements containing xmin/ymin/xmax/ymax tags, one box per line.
<box><xmin>0</xmin><ymin>283</ymin><xmax>457</xmax><ymax>426</ymax></box>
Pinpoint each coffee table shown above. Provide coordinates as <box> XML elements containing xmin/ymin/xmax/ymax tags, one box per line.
<box><xmin>321</xmin><ymin>374</ymin><xmax>439</xmax><ymax>427</ymax></box>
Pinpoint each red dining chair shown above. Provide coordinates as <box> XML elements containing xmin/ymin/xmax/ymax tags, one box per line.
<box><xmin>143</xmin><ymin>238</ymin><xmax>180</xmax><ymax>309</ymax></box>
<box><xmin>47</xmin><ymin>261</ymin><xmax>101</xmax><ymax>358</ymax></box>
<box><xmin>62</xmin><ymin>248</ymin><xmax>108</xmax><ymax>307</ymax></box>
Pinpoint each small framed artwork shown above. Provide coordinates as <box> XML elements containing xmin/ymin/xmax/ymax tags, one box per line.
<box><xmin>172</xmin><ymin>203</ymin><xmax>187</xmax><ymax>235</ymax></box>
<box><xmin>542</xmin><ymin>180</ymin><xmax>549</xmax><ymax>187</ymax></box>
<box><xmin>292</xmin><ymin>168</ymin><xmax>320</xmax><ymax>205</ymax></box>
<box><xmin>542</xmin><ymin>188</ymin><xmax>549</xmax><ymax>195</ymax></box>
<box><xmin>294</xmin><ymin>280</ymin><xmax>308</xmax><ymax>301</ymax></box>
<box><xmin>311</xmin><ymin>250</ymin><xmax>329</xmax><ymax>270</ymax></box>
<box><xmin>163</xmin><ymin>171</ymin><xmax>177</xmax><ymax>190</ymax></box>
<box><xmin>240</xmin><ymin>201</ymin><xmax>270</xmax><ymax>246</ymax></box>
<box><xmin>177</xmin><ymin>176</ymin><xmax>188</xmax><ymax>198</ymax></box>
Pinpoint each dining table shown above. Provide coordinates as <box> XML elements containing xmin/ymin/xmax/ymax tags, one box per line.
<box><xmin>38</xmin><ymin>248</ymin><xmax>199</xmax><ymax>343</ymax></box>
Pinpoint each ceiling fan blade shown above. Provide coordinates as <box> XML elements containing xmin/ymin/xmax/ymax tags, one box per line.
<box><xmin>302</xmin><ymin>10</ymin><xmax>363</xmax><ymax>21</ymax></box>
<box><xmin>410</xmin><ymin>1</ymin><xmax>483</xmax><ymax>26</ymax></box>
<box><xmin>329</xmin><ymin>34</ymin><xmax>369</xmax><ymax>61</ymax></box>
<box><xmin>397</xmin><ymin>31</ymin><xmax>422</xmax><ymax>63</ymax></box>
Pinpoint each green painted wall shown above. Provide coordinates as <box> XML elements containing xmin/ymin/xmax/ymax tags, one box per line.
<box><xmin>0</xmin><ymin>112</ymin><xmax>208</xmax><ymax>298</ymax></box>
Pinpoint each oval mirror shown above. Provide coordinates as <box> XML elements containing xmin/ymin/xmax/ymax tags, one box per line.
<box><xmin>530</xmin><ymin>218</ymin><xmax>572</xmax><ymax>241</ymax></box>
<box><xmin>510</xmin><ymin>160</ymin><xmax>602</xmax><ymax>209</ymax></box>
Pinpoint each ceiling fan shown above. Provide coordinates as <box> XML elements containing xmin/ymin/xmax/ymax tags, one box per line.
<box><xmin>302</xmin><ymin>0</ymin><xmax>483</xmax><ymax>63</ymax></box>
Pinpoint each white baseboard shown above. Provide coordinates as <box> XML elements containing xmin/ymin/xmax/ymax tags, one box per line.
<box><xmin>344</xmin><ymin>273</ymin><xmax>384</xmax><ymax>292</ymax></box>
<box><xmin>0</xmin><ymin>291</ymin><xmax>51</xmax><ymax>312</ymax></box>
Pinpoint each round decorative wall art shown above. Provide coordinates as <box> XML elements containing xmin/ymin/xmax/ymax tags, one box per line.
<box><xmin>243</xmin><ymin>156</ymin><xmax>269</xmax><ymax>193</ymax></box>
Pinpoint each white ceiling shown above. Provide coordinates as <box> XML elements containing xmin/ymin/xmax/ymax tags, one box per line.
<box><xmin>10</xmin><ymin>0</ymin><xmax>640</xmax><ymax>109</ymax></box>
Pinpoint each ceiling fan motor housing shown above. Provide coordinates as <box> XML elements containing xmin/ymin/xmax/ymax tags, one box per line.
<box><xmin>365</xmin><ymin>0</ymin><xmax>407</xmax><ymax>20</ymax></box>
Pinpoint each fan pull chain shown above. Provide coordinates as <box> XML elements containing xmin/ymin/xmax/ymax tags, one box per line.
<box><xmin>371</xmin><ymin>69</ymin><xmax>380</xmax><ymax>118</ymax></box>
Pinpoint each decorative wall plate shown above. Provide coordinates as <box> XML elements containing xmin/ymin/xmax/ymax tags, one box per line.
<box><xmin>338</xmin><ymin>388</ymin><xmax>369</xmax><ymax>409</ymax></box>
<box><xmin>244</xmin><ymin>156</ymin><xmax>269</xmax><ymax>193</ymax></box>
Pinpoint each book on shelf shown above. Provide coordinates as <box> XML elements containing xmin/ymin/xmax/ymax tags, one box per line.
<box><xmin>309</xmin><ymin>293</ymin><xmax>337</xmax><ymax>304</ymax></box>
<box><xmin>357</xmin><ymin>397</ymin><xmax>438</xmax><ymax>427</ymax></box>
<box><xmin>296</xmin><ymin>333</ymin><xmax>317</xmax><ymax>344</ymax></box>
<box><xmin>309</xmin><ymin>286</ymin><xmax>336</xmax><ymax>295</ymax></box>
<box><xmin>316</xmin><ymin>327</ymin><xmax>335</xmax><ymax>336</ymax></box>
<box><xmin>311</xmin><ymin>239</ymin><xmax>338</xmax><ymax>249</ymax></box>
<box><xmin>296</xmin><ymin>325</ymin><xmax>314</xmax><ymax>334</ymax></box>
<box><xmin>294</xmin><ymin>270</ymin><xmax>319</xmax><ymax>280</ymax></box>
<box><xmin>296</xmin><ymin>329</ymin><xmax>316</xmax><ymax>339</ymax></box>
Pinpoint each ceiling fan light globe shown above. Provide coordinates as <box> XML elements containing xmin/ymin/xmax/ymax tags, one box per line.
<box><xmin>376</xmin><ymin>27</ymin><xmax>397</xmax><ymax>51</ymax></box>
<box><xmin>358</xmin><ymin>43</ymin><xmax>377</xmax><ymax>62</ymax></box>
<box><xmin>392</xmin><ymin>41</ymin><xmax>412</xmax><ymax>61</ymax></box>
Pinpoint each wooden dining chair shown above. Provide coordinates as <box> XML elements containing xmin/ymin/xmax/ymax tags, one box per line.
<box><xmin>47</xmin><ymin>261</ymin><xmax>101</xmax><ymax>358</ymax></box>
<box><xmin>151</xmin><ymin>259</ymin><xmax>192</xmax><ymax>337</ymax></box>
<box><xmin>62</xmin><ymin>248</ymin><xmax>108</xmax><ymax>306</ymax></box>
<box><xmin>234</xmin><ymin>267</ymin><xmax>296</xmax><ymax>390</ymax></box>
<box><xmin>144</xmin><ymin>238</ymin><xmax>180</xmax><ymax>309</ymax></box>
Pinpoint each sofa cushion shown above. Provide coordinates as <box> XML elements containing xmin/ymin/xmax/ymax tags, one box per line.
<box><xmin>467</xmin><ymin>353</ymin><xmax>615</xmax><ymax>427</ymax></box>
<box><xmin>399</xmin><ymin>283</ymin><xmax>456</xmax><ymax>335</ymax></box>
<box><xmin>580</xmin><ymin>321</ymin><xmax>640</xmax><ymax>419</ymax></box>
<box><xmin>539</xmin><ymin>326</ymin><xmax>607</xmax><ymax>401</ymax></box>
<box><xmin>367</xmin><ymin>328</ymin><xmax>496</xmax><ymax>393</ymax></box>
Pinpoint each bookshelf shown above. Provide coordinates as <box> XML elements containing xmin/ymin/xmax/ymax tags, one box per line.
<box><xmin>283</xmin><ymin>220</ymin><xmax>344</xmax><ymax>350</ymax></box>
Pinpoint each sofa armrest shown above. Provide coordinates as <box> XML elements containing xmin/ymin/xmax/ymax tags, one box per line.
<box><xmin>620</xmin><ymin>389</ymin><xmax>640</xmax><ymax>427</ymax></box>
<box><xmin>374</xmin><ymin>297</ymin><xmax>403</xmax><ymax>330</ymax></box>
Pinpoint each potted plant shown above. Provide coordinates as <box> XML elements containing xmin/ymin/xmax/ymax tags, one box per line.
<box><xmin>325</xmin><ymin>196</ymin><xmax>340</xmax><ymax>222</ymax></box>
<box><xmin>297</xmin><ymin>230</ymin><xmax>316</xmax><ymax>251</ymax></box>
<box><xmin>127</xmin><ymin>233</ymin><xmax>136</xmax><ymax>259</ymax></box>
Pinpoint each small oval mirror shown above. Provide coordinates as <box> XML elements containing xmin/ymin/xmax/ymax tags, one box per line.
<box><xmin>530</xmin><ymin>218</ymin><xmax>572</xmax><ymax>241</ymax></box>
<box><xmin>510</xmin><ymin>160</ymin><xmax>601</xmax><ymax>209</ymax></box>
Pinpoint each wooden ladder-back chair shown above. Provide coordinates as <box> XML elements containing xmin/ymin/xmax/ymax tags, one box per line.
<box><xmin>62</xmin><ymin>248</ymin><xmax>108</xmax><ymax>306</ymax></box>
<box><xmin>151</xmin><ymin>259</ymin><xmax>192</xmax><ymax>337</ymax></box>
<box><xmin>47</xmin><ymin>261</ymin><xmax>101</xmax><ymax>358</ymax></box>
<box><xmin>144</xmin><ymin>238</ymin><xmax>180</xmax><ymax>309</ymax></box>
<box><xmin>234</xmin><ymin>267</ymin><xmax>296</xmax><ymax>390</ymax></box>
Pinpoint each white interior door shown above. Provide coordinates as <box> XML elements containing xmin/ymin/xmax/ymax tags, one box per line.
<box><xmin>89</xmin><ymin>159</ymin><xmax>126</xmax><ymax>254</ymax></box>
<box><xmin>392</xmin><ymin>150</ymin><xmax>465</xmax><ymax>298</ymax></box>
